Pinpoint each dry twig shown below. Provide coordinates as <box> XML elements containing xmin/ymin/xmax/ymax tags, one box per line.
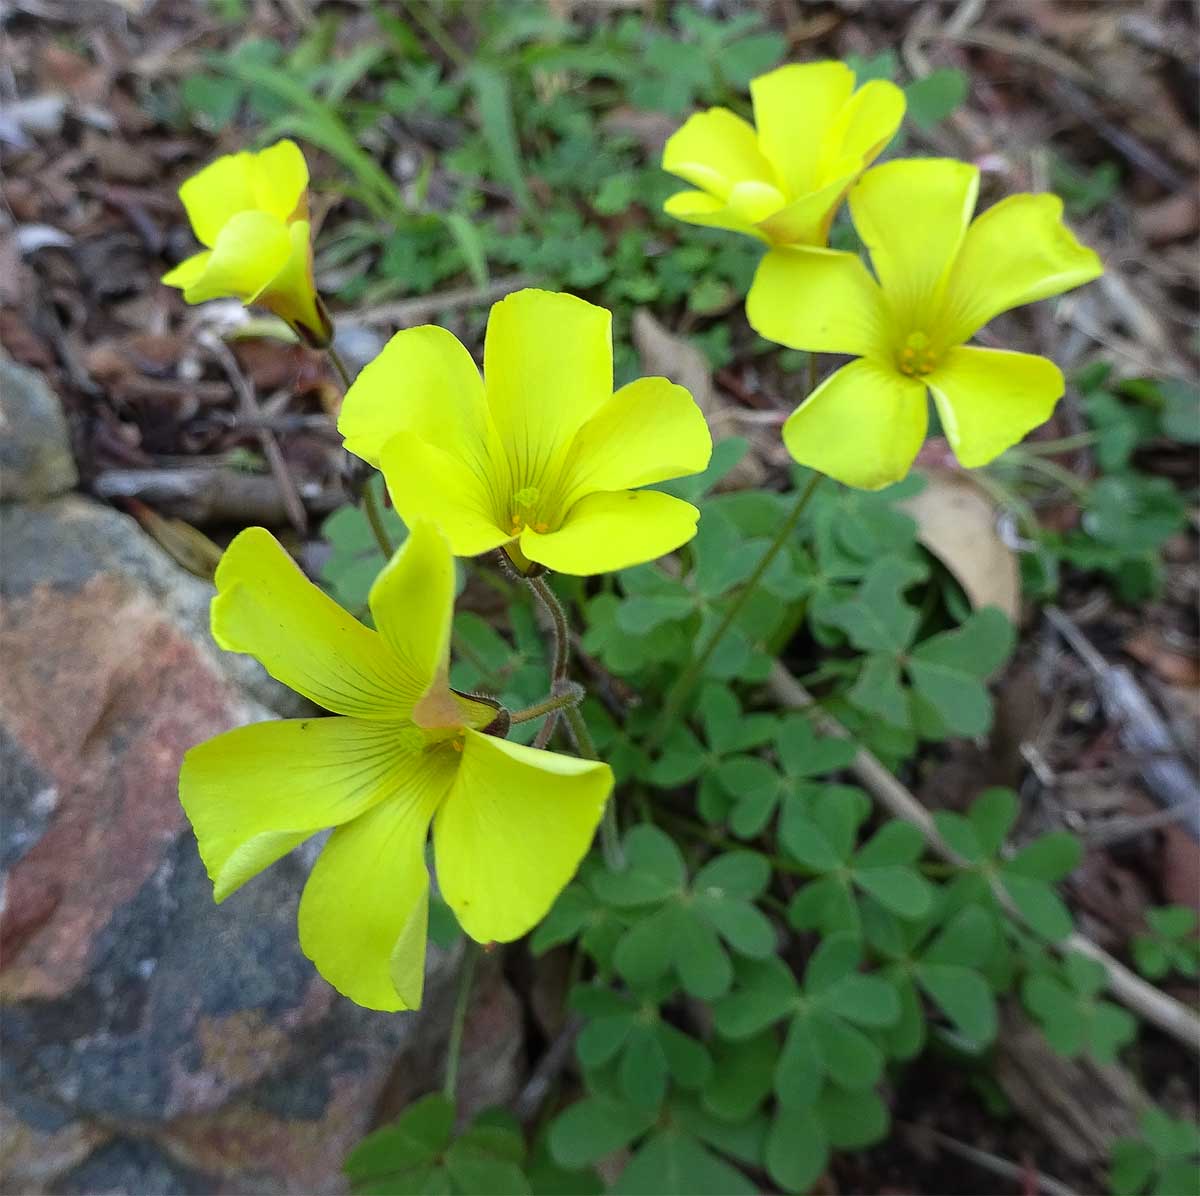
<box><xmin>766</xmin><ymin>663</ymin><xmax>1200</xmax><ymax>1054</ymax></box>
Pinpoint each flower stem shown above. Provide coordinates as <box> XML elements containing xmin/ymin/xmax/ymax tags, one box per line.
<box><xmin>526</xmin><ymin>575</ymin><xmax>570</xmax><ymax>682</ymax></box>
<box><xmin>323</xmin><ymin>345</ymin><xmax>394</xmax><ymax>559</ymax></box>
<box><xmin>327</xmin><ymin>344</ymin><xmax>354</xmax><ymax>391</ymax></box>
<box><xmin>643</xmin><ymin>471</ymin><xmax>823</xmax><ymax>756</ymax></box>
<box><xmin>443</xmin><ymin>941</ymin><xmax>478</xmax><ymax>1103</ymax></box>
<box><xmin>361</xmin><ymin>483</ymin><xmax>396</xmax><ymax>559</ymax></box>
<box><xmin>564</xmin><ymin>702</ymin><xmax>624</xmax><ymax>870</ymax></box>
<box><xmin>510</xmin><ymin>684</ymin><xmax>584</xmax><ymax>724</ymax></box>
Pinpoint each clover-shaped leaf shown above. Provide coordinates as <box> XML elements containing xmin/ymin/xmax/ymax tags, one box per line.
<box><xmin>1133</xmin><ymin>906</ymin><xmax>1200</xmax><ymax>980</ymax></box>
<box><xmin>595</xmin><ymin>830</ymin><xmax>773</xmax><ymax>1000</ymax></box>
<box><xmin>1022</xmin><ymin>951</ymin><xmax>1136</xmax><ymax>1063</ymax></box>
<box><xmin>715</xmin><ymin>935</ymin><xmax>899</xmax><ymax>1111</ymax></box>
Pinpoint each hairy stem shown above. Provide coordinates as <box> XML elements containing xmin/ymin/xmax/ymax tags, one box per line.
<box><xmin>527</xmin><ymin>575</ymin><xmax>570</xmax><ymax>682</ymax></box>
<box><xmin>564</xmin><ymin>703</ymin><xmax>624</xmax><ymax>870</ymax></box>
<box><xmin>644</xmin><ymin>471</ymin><xmax>823</xmax><ymax>755</ymax></box>
<box><xmin>510</xmin><ymin>684</ymin><xmax>584</xmax><ymax>724</ymax></box>
<box><xmin>443</xmin><ymin>942</ymin><xmax>479</xmax><ymax>1102</ymax></box>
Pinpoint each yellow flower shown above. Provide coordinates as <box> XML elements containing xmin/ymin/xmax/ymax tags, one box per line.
<box><xmin>338</xmin><ymin>289</ymin><xmax>713</xmax><ymax>576</ymax></box>
<box><xmin>178</xmin><ymin>522</ymin><xmax>612</xmax><ymax>1012</ymax></box>
<box><xmin>161</xmin><ymin>139</ymin><xmax>332</xmax><ymax>347</ymax></box>
<box><xmin>662</xmin><ymin>61</ymin><xmax>905</xmax><ymax>247</ymax></box>
<box><xmin>748</xmin><ymin>158</ymin><xmax>1104</xmax><ymax>490</ymax></box>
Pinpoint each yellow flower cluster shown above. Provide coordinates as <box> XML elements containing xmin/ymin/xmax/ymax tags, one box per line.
<box><xmin>168</xmin><ymin>58</ymin><xmax>1102</xmax><ymax>1013</ymax></box>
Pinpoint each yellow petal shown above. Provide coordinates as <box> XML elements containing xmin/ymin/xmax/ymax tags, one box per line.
<box><xmin>520</xmin><ymin>489</ymin><xmax>700</xmax><ymax>575</ymax></box>
<box><xmin>250</xmin><ymin>139</ymin><xmax>309</xmax><ymax>223</ymax></box>
<box><xmin>662</xmin><ymin>189</ymin><xmax>766</xmax><ymax>241</ymax></box>
<box><xmin>747</xmin><ymin>247</ymin><xmax>891</xmax><ymax>358</ymax></box>
<box><xmin>937</xmin><ymin>193</ymin><xmax>1104</xmax><ymax>344</ymax></box>
<box><xmin>256</xmin><ymin>220</ymin><xmax>330</xmax><ymax>346</ymax></box>
<box><xmin>178</xmin><ymin>151</ymin><xmax>258</xmax><ymax>248</ymax></box>
<box><xmin>753</xmin><ymin>173</ymin><xmax>856</xmax><ymax>247</ymax></box>
<box><xmin>433</xmin><ymin>730</ymin><xmax>611</xmax><ymax>943</ymax></box>
<box><xmin>483</xmin><ymin>289</ymin><xmax>613</xmax><ymax>490</ymax></box>
<box><xmin>298</xmin><ymin>749</ymin><xmax>458</xmax><ymax>1011</ymax></box>
<box><xmin>782</xmin><ymin>358</ymin><xmax>928</xmax><ymax>490</ymax></box>
<box><xmin>823</xmin><ymin>79</ymin><xmax>906</xmax><ymax>175</ymax></box>
<box><xmin>212</xmin><ymin>527</ymin><xmax>419</xmax><ymax>717</ymax></box>
<box><xmin>927</xmin><ymin>345</ymin><xmax>1064</xmax><ymax>468</ymax></box>
<box><xmin>379</xmin><ymin>431</ymin><xmax>510</xmax><ymax>558</ymax></box>
<box><xmin>561</xmin><ymin>377</ymin><xmax>712</xmax><ymax>502</ymax></box>
<box><xmin>180</xmin><ymin>716</ymin><xmax>420</xmax><ymax>903</ymax></box>
<box><xmin>161</xmin><ymin>250</ymin><xmax>212</xmax><ymax>292</ymax></box>
<box><xmin>179</xmin><ymin>209</ymin><xmax>292</xmax><ymax>305</ymax></box>
<box><xmin>849</xmin><ymin>159</ymin><xmax>979</xmax><ymax>331</ymax></box>
<box><xmin>751</xmin><ymin>62</ymin><xmax>854</xmax><ymax>196</ymax></box>
<box><xmin>662</xmin><ymin>107</ymin><xmax>777</xmax><ymax>202</ymax></box>
<box><xmin>368</xmin><ymin>521</ymin><xmax>455</xmax><ymax>720</ymax></box>
<box><xmin>338</xmin><ymin>324</ymin><xmax>489</xmax><ymax>470</ymax></box>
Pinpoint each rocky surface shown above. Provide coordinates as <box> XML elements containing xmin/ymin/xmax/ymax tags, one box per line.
<box><xmin>0</xmin><ymin>371</ymin><xmax>524</xmax><ymax>1193</ymax></box>
<box><xmin>0</xmin><ymin>354</ymin><xmax>78</xmax><ymax>502</ymax></box>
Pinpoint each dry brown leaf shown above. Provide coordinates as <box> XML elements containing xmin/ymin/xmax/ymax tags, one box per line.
<box><xmin>901</xmin><ymin>469</ymin><xmax>1021</xmax><ymax>622</ymax></box>
<box><xmin>1123</xmin><ymin>631</ymin><xmax>1200</xmax><ymax>688</ymax></box>
<box><xmin>631</xmin><ymin>309</ymin><xmax>766</xmax><ymax>489</ymax></box>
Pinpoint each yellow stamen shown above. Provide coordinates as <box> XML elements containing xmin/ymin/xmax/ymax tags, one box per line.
<box><xmin>897</xmin><ymin>331</ymin><xmax>938</xmax><ymax>377</ymax></box>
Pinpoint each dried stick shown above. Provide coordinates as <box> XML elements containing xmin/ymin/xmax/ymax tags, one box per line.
<box><xmin>199</xmin><ymin>331</ymin><xmax>308</xmax><ymax>535</ymax></box>
<box><xmin>766</xmin><ymin>662</ymin><xmax>1200</xmax><ymax>1054</ymax></box>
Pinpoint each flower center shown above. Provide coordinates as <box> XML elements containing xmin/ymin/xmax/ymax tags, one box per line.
<box><xmin>896</xmin><ymin>331</ymin><xmax>939</xmax><ymax>377</ymax></box>
<box><xmin>509</xmin><ymin>486</ymin><xmax>550</xmax><ymax>535</ymax></box>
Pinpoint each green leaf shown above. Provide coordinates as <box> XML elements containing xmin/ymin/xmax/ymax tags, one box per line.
<box><xmin>593</xmin><ymin>826</ymin><xmax>686</xmax><ymax>905</ymax></box>
<box><xmin>922</xmin><ymin>904</ymin><xmax>996</xmax><ymax>968</ymax></box>
<box><xmin>646</xmin><ymin>725</ymin><xmax>707</xmax><ymax>788</ymax></box>
<box><xmin>577</xmin><ymin>1014</ymin><xmax>634</xmax><ymax>1069</ymax></box>
<box><xmin>826</xmin><ymin>556</ymin><xmax>924</xmax><ymax>653</ymax></box>
<box><xmin>549</xmin><ymin>1097</ymin><xmax>653</xmax><ymax>1169</ymax></box>
<box><xmin>715</xmin><ymin>957</ymin><xmax>799</xmax><ymax>1038</ymax></box>
<box><xmin>467</xmin><ymin>64</ymin><xmax>533</xmax><ymax>212</ymax></box>
<box><xmin>694</xmin><ymin>851</ymin><xmax>770</xmax><ymax>899</ymax></box>
<box><xmin>811</xmin><ymin>1009</ymin><xmax>884</xmax><ymax>1090</ymax></box>
<box><xmin>968</xmin><ymin>788</ymin><xmax>1018</xmax><ymax>855</ymax></box>
<box><xmin>823</xmin><ymin>973</ymin><xmax>901</xmax><ymax>1028</ymax></box>
<box><xmin>1089</xmin><ymin>1000</ymin><xmax>1137</xmax><ymax>1064</ymax></box>
<box><xmin>1000</xmin><ymin>872</ymin><xmax>1074</xmax><ymax>941</ymax></box>
<box><xmin>656</xmin><ymin>1023</ymin><xmax>712</xmax><ymax>1090</ymax></box>
<box><xmin>1007</xmin><ymin>832</ymin><xmax>1082</xmax><ymax>882</ymax></box>
<box><xmin>854</xmin><ymin>820</ymin><xmax>925</xmax><ymax>868</ymax></box>
<box><xmin>779</xmin><ymin>813</ymin><xmax>842</xmax><ymax>872</ymax></box>
<box><xmin>703</xmin><ymin>1032</ymin><xmax>776</xmax><ymax>1122</ymax></box>
<box><xmin>804</xmin><ymin>931</ymin><xmax>862</xmax><ymax>992</ymax></box>
<box><xmin>614</xmin><ymin>907</ymin><xmax>680</xmax><ymax>988</ymax></box>
<box><xmin>698</xmin><ymin>898</ymin><xmax>777</xmax><ymax>959</ymax></box>
<box><xmin>906</xmin><ymin>608</ymin><xmax>1015</xmax><ymax>736</ymax></box>
<box><xmin>445</xmin><ymin>1125</ymin><xmax>531</xmax><ymax>1195</ymax></box>
<box><xmin>612</xmin><ymin>1129</ymin><xmax>757</xmax><ymax>1195</ymax></box>
<box><xmin>1109</xmin><ymin>1140</ymin><xmax>1156</xmax><ymax>1196</ymax></box>
<box><xmin>818</xmin><ymin>1086</ymin><xmax>890</xmax><ymax>1149</ymax></box>
<box><xmin>345</xmin><ymin>1094</ymin><xmax>455</xmax><ymax>1183</ymax></box>
<box><xmin>775</xmin><ymin>1015</ymin><xmax>824</xmax><ymax>1108</ymax></box>
<box><xmin>617</xmin><ymin>593</ymin><xmax>695</xmax><ymax>635</ymax></box>
<box><xmin>848</xmin><ymin>654</ymin><xmax>911</xmax><ymax>728</ymax></box>
<box><xmin>766</xmin><ymin>1104</ymin><xmax>828</xmax><ymax>1193</ymax></box>
<box><xmin>620</xmin><ymin>1025</ymin><xmax>669</xmax><ymax>1112</ymax></box>
<box><xmin>916</xmin><ymin>963</ymin><xmax>998</xmax><ymax>1045</ymax></box>
<box><xmin>932</xmin><ymin>811</ymin><xmax>984</xmax><ymax>863</ymax></box>
<box><xmin>1147</xmin><ymin>905</ymin><xmax>1198</xmax><ymax>938</ymax></box>
<box><xmin>788</xmin><ymin>875</ymin><xmax>860</xmax><ymax>936</ymax></box>
<box><xmin>774</xmin><ymin>714</ymin><xmax>857</xmax><ymax>778</ymax></box>
<box><xmin>1021</xmin><ymin>974</ymin><xmax>1084</xmax><ymax>1056</ymax></box>
<box><xmin>854</xmin><ymin>865</ymin><xmax>933</xmax><ymax>919</ymax></box>
<box><xmin>675</xmin><ymin>911</ymin><xmax>733</xmax><ymax>999</ymax></box>
<box><xmin>904</xmin><ymin>67</ymin><xmax>969</xmax><ymax>129</ymax></box>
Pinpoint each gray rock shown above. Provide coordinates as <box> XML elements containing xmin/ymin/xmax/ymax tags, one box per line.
<box><xmin>0</xmin><ymin>355</ymin><xmax>78</xmax><ymax>502</ymax></box>
<box><xmin>0</xmin><ymin>486</ymin><xmax>525</xmax><ymax>1194</ymax></box>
